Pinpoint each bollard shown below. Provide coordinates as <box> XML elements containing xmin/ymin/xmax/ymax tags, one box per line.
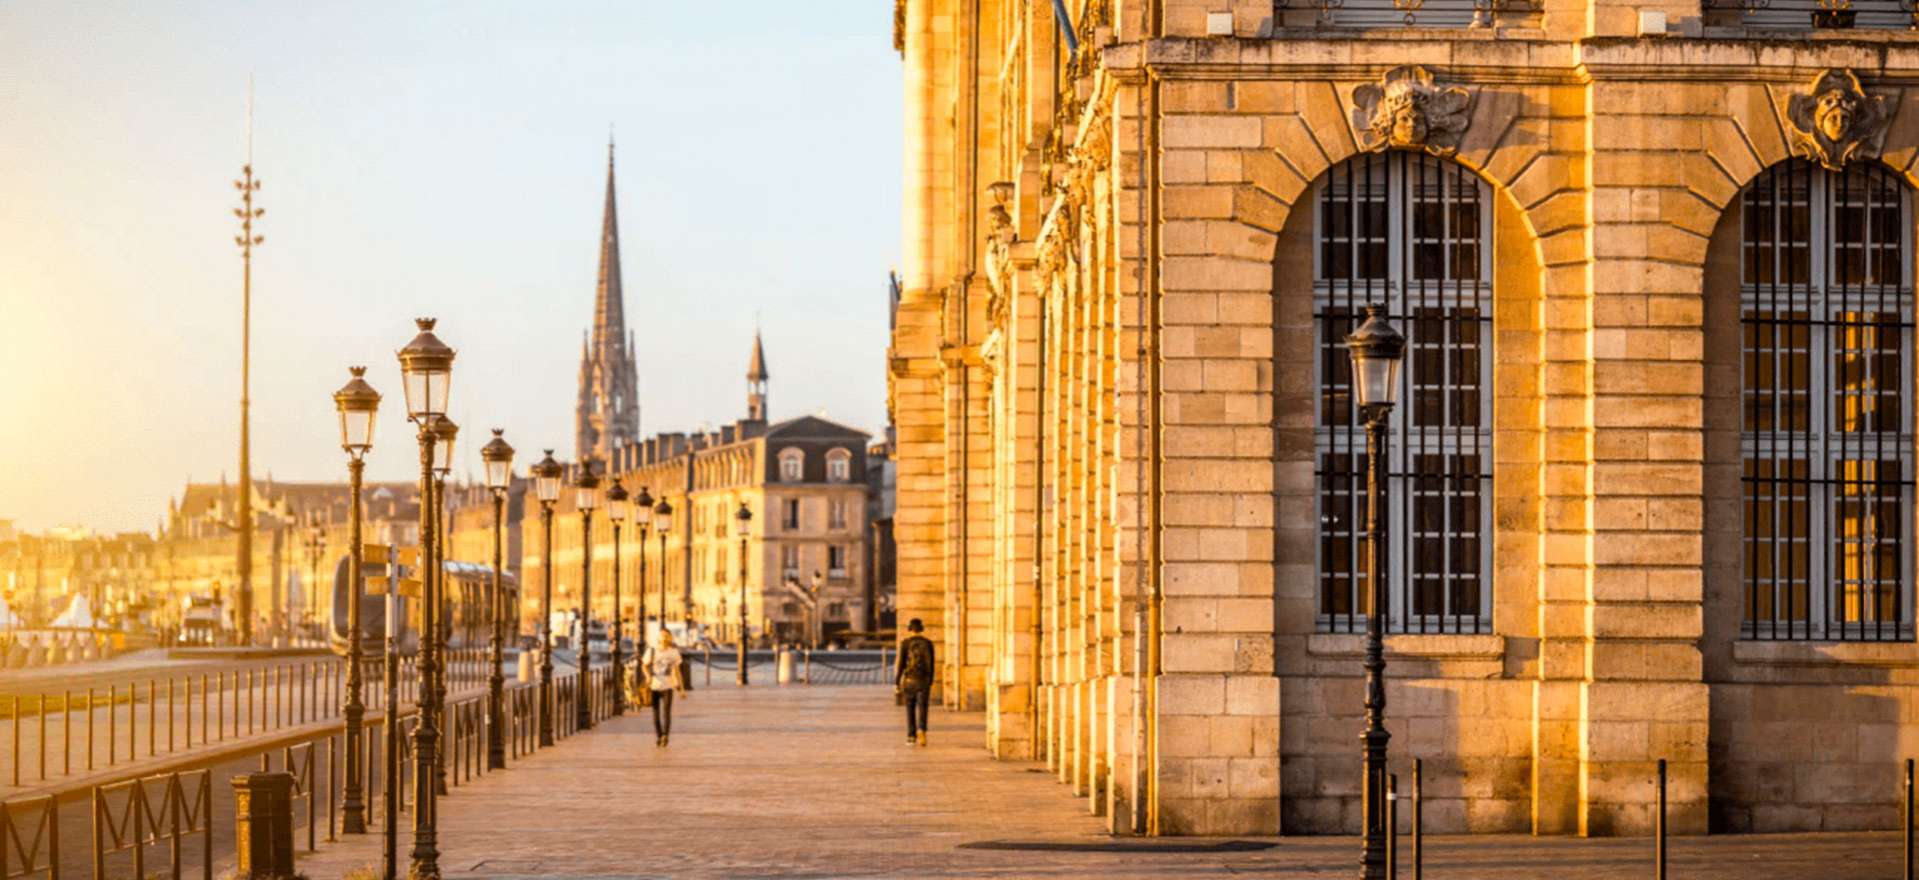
<box><xmin>1412</xmin><ymin>758</ymin><xmax>1423</xmax><ymax>880</ymax></box>
<box><xmin>1655</xmin><ymin>758</ymin><xmax>1667</xmax><ymax>880</ymax></box>
<box><xmin>778</xmin><ymin>648</ymin><xmax>795</xmax><ymax>685</ymax></box>
<box><xmin>1385</xmin><ymin>772</ymin><xmax>1397</xmax><ymax>880</ymax></box>
<box><xmin>704</xmin><ymin>645</ymin><xmax>712</xmax><ymax>687</ymax></box>
<box><xmin>1905</xmin><ymin>757</ymin><xmax>1913</xmax><ymax>880</ymax></box>
<box><xmin>232</xmin><ymin>771</ymin><xmax>297</xmax><ymax>879</ymax></box>
<box><xmin>804</xmin><ymin>648</ymin><xmax>812</xmax><ymax>684</ymax></box>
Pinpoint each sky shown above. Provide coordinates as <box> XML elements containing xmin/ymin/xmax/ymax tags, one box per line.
<box><xmin>0</xmin><ymin>2</ymin><xmax>902</xmax><ymax>534</ymax></box>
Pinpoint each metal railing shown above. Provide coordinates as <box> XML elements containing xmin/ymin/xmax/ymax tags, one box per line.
<box><xmin>1</xmin><ymin>795</ymin><xmax>59</xmax><ymax>879</ymax></box>
<box><xmin>1706</xmin><ymin>0</ymin><xmax>1918</xmax><ymax>28</ymax></box>
<box><xmin>1272</xmin><ymin>0</ymin><xmax>1536</xmax><ymax>28</ymax></box>
<box><xmin>89</xmin><ymin>769</ymin><xmax>211</xmax><ymax>880</ymax></box>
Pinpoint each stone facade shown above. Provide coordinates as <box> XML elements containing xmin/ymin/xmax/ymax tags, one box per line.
<box><xmin>892</xmin><ymin>0</ymin><xmax>1919</xmax><ymax>838</ymax></box>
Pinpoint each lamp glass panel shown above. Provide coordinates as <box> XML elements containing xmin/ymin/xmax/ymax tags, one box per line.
<box><xmin>485</xmin><ymin>459</ymin><xmax>511</xmax><ymax>490</ymax></box>
<box><xmin>634</xmin><ymin>501</ymin><xmax>652</xmax><ymax>526</ymax></box>
<box><xmin>535</xmin><ymin>473</ymin><xmax>561</xmax><ymax>503</ymax></box>
<box><xmin>1353</xmin><ymin>356</ymin><xmax>1402</xmax><ymax>408</ymax></box>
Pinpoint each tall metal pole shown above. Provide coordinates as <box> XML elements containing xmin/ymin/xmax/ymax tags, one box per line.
<box><xmin>636</xmin><ymin>523</ymin><xmax>649</xmax><ymax>670</ymax></box>
<box><xmin>737</xmin><ymin>533</ymin><xmax>749</xmax><ymax>687</ymax></box>
<box><xmin>487</xmin><ymin>487</ymin><xmax>507</xmax><ymax>769</ymax></box>
<box><xmin>409</xmin><ymin>428</ymin><xmax>440</xmax><ymax>879</ymax></box>
<box><xmin>383</xmin><ymin>565</ymin><xmax>399</xmax><ymax>880</ymax></box>
<box><xmin>1360</xmin><ymin>403</ymin><xmax>1392</xmax><ymax>880</ymax></box>
<box><xmin>577</xmin><ymin>503</ymin><xmax>595</xmax><ymax>732</ymax></box>
<box><xmin>341</xmin><ymin>458</ymin><xmax>367</xmax><ymax>833</ymax></box>
<box><xmin>431</xmin><ymin>472</ymin><xmax>448</xmax><ymax>797</ymax></box>
<box><xmin>538</xmin><ymin>502</ymin><xmax>556</xmax><ymax>747</ymax></box>
<box><xmin>610</xmin><ymin>519</ymin><xmax>624</xmax><ymax>717</ymax></box>
<box><xmin>232</xmin><ymin>103</ymin><xmax>263</xmax><ymax>647</ymax></box>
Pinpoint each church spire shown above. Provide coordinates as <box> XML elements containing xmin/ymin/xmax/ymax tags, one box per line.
<box><xmin>592</xmin><ymin>138</ymin><xmax>624</xmax><ymax>353</ymax></box>
<box><xmin>746</xmin><ymin>329</ymin><xmax>770</xmax><ymax>422</ymax></box>
<box><xmin>576</xmin><ymin>136</ymin><xmax>642</xmax><ymax>462</ymax></box>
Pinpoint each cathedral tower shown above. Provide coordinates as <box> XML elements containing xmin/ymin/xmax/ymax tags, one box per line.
<box><xmin>575</xmin><ymin>140</ymin><xmax>641</xmax><ymax>461</ymax></box>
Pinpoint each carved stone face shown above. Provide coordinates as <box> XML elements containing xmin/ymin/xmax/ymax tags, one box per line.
<box><xmin>1382</xmin><ymin>89</ymin><xmax>1427</xmax><ymax>147</ymax></box>
<box><xmin>1816</xmin><ymin>88</ymin><xmax>1857</xmax><ymax>144</ymax></box>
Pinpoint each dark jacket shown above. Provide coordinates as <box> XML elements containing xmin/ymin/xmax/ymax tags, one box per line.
<box><xmin>896</xmin><ymin>635</ymin><xmax>935</xmax><ymax>691</ymax></box>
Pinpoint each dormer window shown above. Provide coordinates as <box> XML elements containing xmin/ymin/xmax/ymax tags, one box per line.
<box><xmin>826</xmin><ymin>448</ymin><xmax>852</xmax><ymax>483</ymax></box>
<box><xmin>779</xmin><ymin>448</ymin><xmax>804</xmax><ymax>483</ymax></box>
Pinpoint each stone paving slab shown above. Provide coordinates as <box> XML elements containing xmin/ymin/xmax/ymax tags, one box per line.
<box><xmin>290</xmin><ymin>682</ymin><xmax>1907</xmax><ymax>879</ymax></box>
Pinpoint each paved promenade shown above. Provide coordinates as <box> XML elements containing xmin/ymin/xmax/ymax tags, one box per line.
<box><xmin>289</xmin><ymin>682</ymin><xmax>1907</xmax><ymax>879</ymax></box>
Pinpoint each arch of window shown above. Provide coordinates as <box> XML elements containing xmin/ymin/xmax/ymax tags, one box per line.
<box><xmin>1738</xmin><ymin>158</ymin><xmax>1914</xmax><ymax>641</ymax></box>
<box><xmin>826</xmin><ymin>448</ymin><xmax>852</xmax><ymax>482</ymax></box>
<box><xmin>778</xmin><ymin>447</ymin><xmax>805</xmax><ymax>482</ymax></box>
<box><xmin>1313</xmin><ymin>150</ymin><xmax>1493</xmax><ymax>634</ymax></box>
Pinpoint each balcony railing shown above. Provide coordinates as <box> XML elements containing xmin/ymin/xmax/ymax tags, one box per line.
<box><xmin>1706</xmin><ymin>0</ymin><xmax>1918</xmax><ymax>28</ymax></box>
<box><xmin>1274</xmin><ymin>0</ymin><xmax>1526</xmax><ymax>28</ymax></box>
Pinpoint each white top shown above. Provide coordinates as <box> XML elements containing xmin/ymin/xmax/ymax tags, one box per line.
<box><xmin>644</xmin><ymin>646</ymin><xmax>683</xmax><ymax>691</ymax></box>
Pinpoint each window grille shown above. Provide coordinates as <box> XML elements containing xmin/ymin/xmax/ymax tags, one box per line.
<box><xmin>1741</xmin><ymin>159</ymin><xmax>1914</xmax><ymax>641</ymax></box>
<box><xmin>1315</xmin><ymin>151</ymin><xmax>1493</xmax><ymax>635</ymax></box>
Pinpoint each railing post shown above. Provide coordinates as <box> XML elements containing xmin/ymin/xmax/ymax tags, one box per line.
<box><xmin>1655</xmin><ymin>758</ymin><xmax>1667</xmax><ymax>880</ymax></box>
<box><xmin>87</xmin><ymin>687</ymin><xmax>96</xmax><ymax>771</ymax></box>
<box><xmin>1385</xmin><ymin>772</ymin><xmax>1397</xmax><ymax>880</ymax></box>
<box><xmin>1905</xmin><ymin>757</ymin><xmax>1913</xmax><ymax>880</ymax></box>
<box><xmin>1412</xmin><ymin>758</ymin><xmax>1423</xmax><ymax>880</ymax></box>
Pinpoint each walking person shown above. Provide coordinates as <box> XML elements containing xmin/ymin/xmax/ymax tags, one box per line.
<box><xmin>645</xmin><ymin>629</ymin><xmax>683</xmax><ymax>747</ymax></box>
<box><xmin>895</xmin><ymin>618</ymin><xmax>935</xmax><ymax>747</ymax></box>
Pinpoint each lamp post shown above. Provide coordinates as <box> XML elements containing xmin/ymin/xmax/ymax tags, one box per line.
<box><xmin>396</xmin><ymin>318</ymin><xmax>453</xmax><ymax>880</ymax></box>
<box><xmin>331</xmin><ymin>366</ymin><xmax>379</xmax><ymax>835</ymax></box>
<box><xmin>654</xmin><ymin>498</ymin><xmax>674</xmax><ymax>685</ymax></box>
<box><xmin>480</xmin><ymin>430</ymin><xmax>514</xmax><ymax>770</ymax></box>
<box><xmin>734</xmin><ymin>503</ymin><xmax>752</xmax><ymax>686</ymax></box>
<box><xmin>301</xmin><ymin>514</ymin><xmax>326</xmax><ymax>646</ymax></box>
<box><xmin>573</xmin><ymin>464</ymin><xmax>601</xmax><ymax>731</ymax></box>
<box><xmin>1346</xmin><ymin>305</ymin><xmax>1404</xmax><ymax>880</ymax></box>
<box><xmin>605</xmin><ymin>478</ymin><xmax>628</xmax><ymax>717</ymax></box>
<box><xmin>531</xmin><ymin>450</ymin><xmax>563</xmax><ymax>747</ymax></box>
<box><xmin>428</xmin><ymin>414</ymin><xmax>457</xmax><ymax>798</ymax></box>
<box><xmin>632</xmin><ymin>487</ymin><xmax>654</xmax><ymax>660</ymax></box>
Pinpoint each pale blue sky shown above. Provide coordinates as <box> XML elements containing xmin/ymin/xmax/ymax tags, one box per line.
<box><xmin>0</xmin><ymin>2</ymin><xmax>901</xmax><ymax>533</ymax></box>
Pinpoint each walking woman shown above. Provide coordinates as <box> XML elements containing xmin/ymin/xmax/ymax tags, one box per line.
<box><xmin>645</xmin><ymin>629</ymin><xmax>684</xmax><ymax>747</ymax></box>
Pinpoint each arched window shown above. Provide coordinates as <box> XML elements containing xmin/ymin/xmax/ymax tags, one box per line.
<box><xmin>826</xmin><ymin>448</ymin><xmax>853</xmax><ymax>483</ymax></box>
<box><xmin>1740</xmin><ymin>159</ymin><xmax>1913</xmax><ymax>640</ymax></box>
<box><xmin>1315</xmin><ymin>151</ymin><xmax>1493</xmax><ymax>634</ymax></box>
<box><xmin>779</xmin><ymin>448</ymin><xmax>805</xmax><ymax>482</ymax></box>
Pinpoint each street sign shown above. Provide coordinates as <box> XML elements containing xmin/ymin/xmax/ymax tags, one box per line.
<box><xmin>361</xmin><ymin>544</ymin><xmax>420</xmax><ymax>567</ymax></box>
<box><xmin>365</xmin><ymin>576</ymin><xmax>422</xmax><ymax>598</ymax></box>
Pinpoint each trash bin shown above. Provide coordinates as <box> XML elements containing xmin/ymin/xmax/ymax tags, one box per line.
<box><xmin>231</xmin><ymin>772</ymin><xmax>295</xmax><ymax>879</ymax></box>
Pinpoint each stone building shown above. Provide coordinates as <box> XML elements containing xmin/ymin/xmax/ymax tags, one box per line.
<box><xmin>892</xmin><ymin>0</ymin><xmax>1919</xmax><ymax>839</ymax></box>
<box><xmin>149</xmin><ymin>478</ymin><xmax>419</xmax><ymax>639</ymax></box>
<box><xmin>524</xmin><ymin>335</ymin><xmax>878</xmax><ymax>646</ymax></box>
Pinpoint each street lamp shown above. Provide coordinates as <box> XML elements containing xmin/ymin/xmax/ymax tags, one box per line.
<box><xmin>734</xmin><ymin>502</ymin><xmax>752</xmax><ymax>686</ymax></box>
<box><xmin>605</xmin><ymin>477</ymin><xmax>628</xmax><ymax>716</ymax></box>
<box><xmin>654</xmin><ymin>497</ymin><xmax>674</xmax><ymax>685</ymax></box>
<box><xmin>530</xmin><ymin>450</ymin><xmax>563</xmax><ymax>747</ymax></box>
<box><xmin>632</xmin><ymin>487</ymin><xmax>654</xmax><ymax>665</ymax></box>
<box><xmin>1346</xmin><ymin>305</ymin><xmax>1404</xmax><ymax>880</ymax></box>
<box><xmin>428</xmin><ymin>413</ymin><xmax>457</xmax><ymax>797</ymax></box>
<box><xmin>480</xmin><ymin>429</ymin><xmax>514</xmax><ymax>770</ymax></box>
<box><xmin>574</xmin><ymin>462</ymin><xmax>601</xmax><ymax>731</ymax></box>
<box><xmin>396</xmin><ymin>317</ymin><xmax>452</xmax><ymax>879</ymax></box>
<box><xmin>331</xmin><ymin>365</ymin><xmax>378</xmax><ymax>835</ymax></box>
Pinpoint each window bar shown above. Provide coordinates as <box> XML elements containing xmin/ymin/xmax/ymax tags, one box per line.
<box><xmin>1836</xmin><ymin>162</ymin><xmax>1851</xmax><ymax>641</ymax></box>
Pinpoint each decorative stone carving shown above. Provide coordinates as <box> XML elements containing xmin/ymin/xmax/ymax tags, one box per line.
<box><xmin>984</xmin><ymin>181</ymin><xmax>1016</xmax><ymax>311</ymax></box>
<box><xmin>1352</xmin><ymin>66</ymin><xmax>1473</xmax><ymax>156</ymax></box>
<box><xmin>1786</xmin><ymin>69</ymin><xmax>1890</xmax><ymax>172</ymax></box>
